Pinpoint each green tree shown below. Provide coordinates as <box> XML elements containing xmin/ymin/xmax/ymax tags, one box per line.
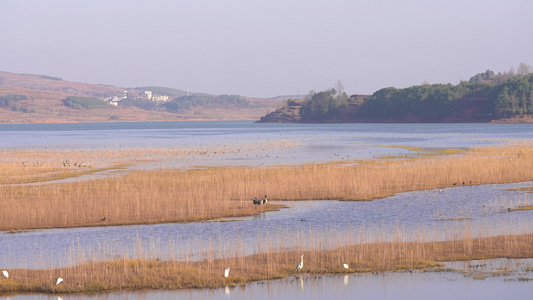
<box><xmin>63</xmin><ymin>96</ymin><xmax>111</xmax><ymax>109</ymax></box>
<box><xmin>334</xmin><ymin>80</ymin><xmax>348</xmax><ymax>106</ymax></box>
<box><xmin>0</xmin><ymin>94</ymin><xmax>30</xmax><ymax>112</ymax></box>
<box><xmin>299</xmin><ymin>89</ymin><xmax>338</xmax><ymax>120</ymax></box>
<box><xmin>489</xmin><ymin>74</ymin><xmax>533</xmax><ymax>118</ymax></box>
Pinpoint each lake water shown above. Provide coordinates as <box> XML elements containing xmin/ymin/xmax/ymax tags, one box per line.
<box><xmin>1</xmin><ymin>182</ymin><xmax>532</xmax><ymax>270</ymax></box>
<box><xmin>2</xmin><ymin>121</ymin><xmax>533</xmax><ymax>169</ymax></box>
<box><xmin>1</xmin><ymin>265</ymin><xmax>532</xmax><ymax>300</ymax></box>
<box><xmin>1</xmin><ymin>121</ymin><xmax>533</xmax><ymax>297</ymax></box>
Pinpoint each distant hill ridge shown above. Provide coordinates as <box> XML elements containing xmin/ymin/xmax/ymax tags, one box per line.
<box><xmin>0</xmin><ymin>71</ymin><xmax>276</xmax><ymax>123</ymax></box>
<box><xmin>134</xmin><ymin>86</ymin><xmax>212</xmax><ymax>98</ymax></box>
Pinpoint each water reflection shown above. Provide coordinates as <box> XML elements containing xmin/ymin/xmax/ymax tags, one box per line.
<box><xmin>1</xmin><ymin>182</ymin><xmax>532</xmax><ymax>269</ymax></box>
<box><xmin>3</xmin><ymin>121</ymin><xmax>533</xmax><ymax>298</ymax></box>
<box><xmin>2</xmin><ymin>265</ymin><xmax>532</xmax><ymax>300</ymax></box>
<box><xmin>225</xmin><ymin>286</ymin><xmax>230</xmax><ymax>297</ymax></box>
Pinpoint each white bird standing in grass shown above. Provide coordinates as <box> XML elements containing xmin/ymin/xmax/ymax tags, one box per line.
<box><xmin>2</xmin><ymin>270</ymin><xmax>8</xmax><ymax>278</ymax></box>
<box><xmin>296</xmin><ymin>254</ymin><xmax>304</xmax><ymax>272</ymax></box>
<box><xmin>224</xmin><ymin>267</ymin><xmax>230</xmax><ymax>278</ymax></box>
<box><xmin>343</xmin><ymin>264</ymin><xmax>349</xmax><ymax>269</ymax></box>
<box><xmin>56</xmin><ymin>277</ymin><xmax>63</xmax><ymax>285</ymax></box>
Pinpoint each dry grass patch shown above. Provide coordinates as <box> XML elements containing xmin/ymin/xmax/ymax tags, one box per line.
<box><xmin>509</xmin><ymin>205</ymin><xmax>533</xmax><ymax>212</ymax></box>
<box><xmin>2</xmin><ymin>144</ymin><xmax>533</xmax><ymax>230</ymax></box>
<box><xmin>1</xmin><ymin>233</ymin><xmax>532</xmax><ymax>293</ymax></box>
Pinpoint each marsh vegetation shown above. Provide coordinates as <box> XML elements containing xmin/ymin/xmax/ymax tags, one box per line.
<box><xmin>1</xmin><ymin>144</ymin><xmax>533</xmax><ymax>231</ymax></box>
<box><xmin>0</xmin><ymin>232</ymin><xmax>531</xmax><ymax>293</ymax></box>
<box><xmin>1</xmin><ymin>142</ymin><xmax>533</xmax><ymax>293</ymax></box>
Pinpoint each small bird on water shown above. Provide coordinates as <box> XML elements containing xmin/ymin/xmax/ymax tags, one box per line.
<box><xmin>100</xmin><ymin>217</ymin><xmax>106</xmax><ymax>221</ymax></box>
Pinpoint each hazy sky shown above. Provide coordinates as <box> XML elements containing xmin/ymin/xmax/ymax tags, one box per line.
<box><xmin>1</xmin><ymin>0</ymin><xmax>532</xmax><ymax>98</ymax></box>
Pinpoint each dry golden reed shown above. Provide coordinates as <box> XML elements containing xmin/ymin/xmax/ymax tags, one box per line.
<box><xmin>1</xmin><ymin>144</ymin><xmax>533</xmax><ymax>230</ymax></box>
<box><xmin>1</xmin><ymin>233</ymin><xmax>531</xmax><ymax>293</ymax></box>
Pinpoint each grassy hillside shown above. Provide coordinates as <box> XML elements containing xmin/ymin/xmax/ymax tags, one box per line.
<box><xmin>0</xmin><ymin>71</ymin><xmax>277</xmax><ymax>123</ymax></box>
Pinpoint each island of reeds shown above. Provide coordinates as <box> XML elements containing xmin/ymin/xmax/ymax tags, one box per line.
<box><xmin>1</xmin><ymin>143</ymin><xmax>533</xmax><ymax>293</ymax></box>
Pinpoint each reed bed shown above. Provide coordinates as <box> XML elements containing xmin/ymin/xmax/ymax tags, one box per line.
<box><xmin>1</xmin><ymin>232</ymin><xmax>531</xmax><ymax>293</ymax></box>
<box><xmin>2</xmin><ymin>144</ymin><xmax>533</xmax><ymax>230</ymax></box>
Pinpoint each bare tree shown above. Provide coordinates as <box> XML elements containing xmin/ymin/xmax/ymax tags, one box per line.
<box><xmin>335</xmin><ymin>80</ymin><xmax>345</xmax><ymax>98</ymax></box>
<box><xmin>517</xmin><ymin>62</ymin><xmax>532</xmax><ymax>76</ymax></box>
<box><xmin>334</xmin><ymin>80</ymin><xmax>348</xmax><ymax>105</ymax></box>
<box><xmin>508</xmin><ymin>66</ymin><xmax>515</xmax><ymax>76</ymax></box>
<box><xmin>305</xmin><ymin>90</ymin><xmax>316</xmax><ymax>100</ymax></box>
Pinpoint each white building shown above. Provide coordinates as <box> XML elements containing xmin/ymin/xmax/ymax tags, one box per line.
<box><xmin>144</xmin><ymin>91</ymin><xmax>152</xmax><ymax>100</ymax></box>
<box><xmin>152</xmin><ymin>95</ymin><xmax>169</xmax><ymax>102</ymax></box>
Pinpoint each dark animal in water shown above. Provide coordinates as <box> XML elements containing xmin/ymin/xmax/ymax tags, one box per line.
<box><xmin>262</xmin><ymin>195</ymin><xmax>267</xmax><ymax>204</ymax></box>
<box><xmin>253</xmin><ymin>197</ymin><xmax>262</xmax><ymax>205</ymax></box>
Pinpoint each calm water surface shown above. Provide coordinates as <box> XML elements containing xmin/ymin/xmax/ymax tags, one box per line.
<box><xmin>1</xmin><ymin>122</ymin><xmax>533</xmax><ymax>168</ymax></box>
<box><xmin>1</xmin><ymin>267</ymin><xmax>532</xmax><ymax>300</ymax></box>
<box><xmin>2</xmin><ymin>122</ymin><xmax>533</xmax><ymax>297</ymax></box>
<box><xmin>1</xmin><ymin>182</ymin><xmax>532</xmax><ymax>269</ymax></box>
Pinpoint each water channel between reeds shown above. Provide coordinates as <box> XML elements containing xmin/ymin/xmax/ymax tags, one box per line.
<box><xmin>2</xmin><ymin>122</ymin><xmax>533</xmax><ymax>298</ymax></box>
<box><xmin>1</xmin><ymin>181</ymin><xmax>532</xmax><ymax>270</ymax></box>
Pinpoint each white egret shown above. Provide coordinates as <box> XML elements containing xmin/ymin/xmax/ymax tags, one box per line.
<box><xmin>296</xmin><ymin>254</ymin><xmax>304</xmax><ymax>272</ymax></box>
<box><xmin>2</xmin><ymin>270</ymin><xmax>8</xmax><ymax>278</ymax></box>
<box><xmin>343</xmin><ymin>264</ymin><xmax>349</xmax><ymax>269</ymax></box>
<box><xmin>224</xmin><ymin>267</ymin><xmax>230</xmax><ymax>278</ymax></box>
<box><xmin>56</xmin><ymin>277</ymin><xmax>63</xmax><ymax>285</ymax></box>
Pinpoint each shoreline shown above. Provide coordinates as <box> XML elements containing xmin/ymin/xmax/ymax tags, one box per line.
<box><xmin>1</xmin><ymin>233</ymin><xmax>532</xmax><ymax>294</ymax></box>
<box><xmin>1</xmin><ymin>144</ymin><xmax>533</xmax><ymax>294</ymax></box>
<box><xmin>2</xmin><ymin>117</ymin><xmax>533</xmax><ymax>125</ymax></box>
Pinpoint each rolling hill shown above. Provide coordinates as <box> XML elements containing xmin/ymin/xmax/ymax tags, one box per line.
<box><xmin>0</xmin><ymin>71</ymin><xmax>277</xmax><ymax>123</ymax></box>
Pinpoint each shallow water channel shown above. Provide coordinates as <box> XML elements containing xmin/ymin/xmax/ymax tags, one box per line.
<box><xmin>1</xmin><ymin>181</ymin><xmax>533</xmax><ymax>270</ymax></box>
<box><xmin>3</xmin><ymin>122</ymin><xmax>533</xmax><ymax>298</ymax></box>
